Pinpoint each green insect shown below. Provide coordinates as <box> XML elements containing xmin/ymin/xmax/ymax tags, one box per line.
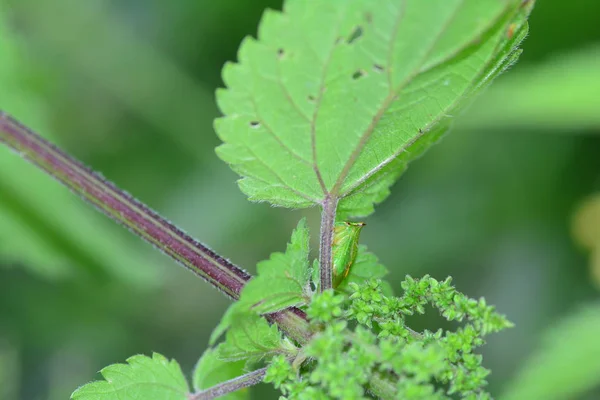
<box><xmin>332</xmin><ymin>221</ymin><xmax>366</xmax><ymax>289</ymax></box>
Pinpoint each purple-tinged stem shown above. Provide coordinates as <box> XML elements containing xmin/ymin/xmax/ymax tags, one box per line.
<box><xmin>0</xmin><ymin>111</ymin><xmax>248</xmax><ymax>297</ymax></box>
<box><xmin>0</xmin><ymin>111</ymin><xmax>310</xmax><ymax>343</ymax></box>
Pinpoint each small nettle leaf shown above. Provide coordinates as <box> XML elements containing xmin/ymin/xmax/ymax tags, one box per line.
<box><xmin>71</xmin><ymin>353</ymin><xmax>189</xmax><ymax>400</ymax></box>
<box><xmin>336</xmin><ymin>245</ymin><xmax>388</xmax><ymax>292</ymax></box>
<box><xmin>211</xmin><ymin>218</ymin><xmax>310</xmax><ymax>344</ymax></box>
<box><xmin>192</xmin><ymin>348</ymin><xmax>248</xmax><ymax>400</ymax></box>
<box><xmin>216</xmin><ymin>311</ymin><xmax>295</xmax><ymax>363</ymax></box>
<box><xmin>500</xmin><ymin>304</ymin><xmax>600</xmax><ymax>400</ymax></box>
<box><xmin>240</xmin><ymin>217</ymin><xmax>311</xmax><ymax>314</ymax></box>
<box><xmin>216</xmin><ymin>0</ymin><xmax>531</xmax><ymax>217</ymax></box>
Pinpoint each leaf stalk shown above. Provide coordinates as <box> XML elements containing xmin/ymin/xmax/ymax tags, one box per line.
<box><xmin>188</xmin><ymin>366</ymin><xmax>267</xmax><ymax>400</ymax></box>
<box><xmin>318</xmin><ymin>195</ymin><xmax>338</xmax><ymax>291</ymax></box>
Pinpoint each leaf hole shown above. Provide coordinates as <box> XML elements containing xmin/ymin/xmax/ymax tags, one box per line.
<box><xmin>352</xmin><ymin>70</ymin><xmax>366</xmax><ymax>80</ymax></box>
<box><xmin>249</xmin><ymin>121</ymin><xmax>261</xmax><ymax>128</ymax></box>
<box><xmin>373</xmin><ymin>64</ymin><xmax>384</xmax><ymax>73</ymax></box>
<box><xmin>347</xmin><ymin>26</ymin><xmax>363</xmax><ymax>44</ymax></box>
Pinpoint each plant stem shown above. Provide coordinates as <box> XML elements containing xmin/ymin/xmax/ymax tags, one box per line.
<box><xmin>188</xmin><ymin>366</ymin><xmax>267</xmax><ymax>400</ymax></box>
<box><xmin>0</xmin><ymin>112</ymin><xmax>248</xmax><ymax>297</ymax></box>
<box><xmin>319</xmin><ymin>195</ymin><xmax>338</xmax><ymax>292</ymax></box>
<box><xmin>0</xmin><ymin>111</ymin><xmax>310</xmax><ymax>344</ymax></box>
<box><xmin>0</xmin><ymin>112</ymin><xmax>402</xmax><ymax>397</ymax></box>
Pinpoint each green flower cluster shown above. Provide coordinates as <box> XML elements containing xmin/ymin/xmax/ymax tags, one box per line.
<box><xmin>265</xmin><ymin>277</ymin><xmax>512</xmax><ymax>399</ymax></box>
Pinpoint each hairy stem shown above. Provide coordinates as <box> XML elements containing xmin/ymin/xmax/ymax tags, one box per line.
<box><xmin>0</xmin><ymin>111</ymin><xmax>310</xmax><ymax>344</ymax></box>
<box><xmin>0</xmin><ymin>112</ymin><xmax>249</xmax><ymax>297</ymax></box>
<box><xmin>188</xmin><ymin>366</ymin><xmax>267</xmax><ymax>400</ymax></box>
<box><xmin>0</xmin><ymin>112</ymin><xmax>406</xmax><ymax>397</ymax></box>
<box><xmin>319</xmin><ymin>195</ymin><xmax>338</xmax><ymax>292</ymax></box>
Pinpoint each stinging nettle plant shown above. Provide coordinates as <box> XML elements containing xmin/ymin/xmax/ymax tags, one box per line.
<box><xmin>0</xmin><ymin>0</ymin><xmax>535</xmax><ymax>399</ymax></box>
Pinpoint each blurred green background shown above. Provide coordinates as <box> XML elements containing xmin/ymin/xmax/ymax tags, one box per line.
<box><xmin>0</xmin><ymin>1</ymin><xmax>599</xmax><ymax>399</ymax></box>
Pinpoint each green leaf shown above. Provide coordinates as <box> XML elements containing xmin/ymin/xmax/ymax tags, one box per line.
<box><xmin>216</xmin><ymin>0</ymin><xmax>531</xmax><ymax>217</ymax></box>
<box><xmin>572</xmin><ymin>194</ymin><xmax>600</xmax><ymax>251</ymax></box>
<box><xmin>192</xmin><ymin>349</ymin><xmax>249</xmax><ymax>400</ymax></box>
<box><xmin>217</xmin><ymin>311</ymin><xmax>293</xmax><ymax>363</ymax></box>
<box><xmin>336</xmin><ymin>119</ymin><xmax>451</xmax><ymax>219</ymax></box>
<box><xmin>0</xmin><ymin>14</ymin><xmax>159</xmax><ymax>286</ymax></box>
<box><xmin>210</xmin><ymin>218</ymin><xmax>310</xmax><ymax>344</ymax></box>
<box><xmin>71</xmin><ymin>353</ymin><xmax>189</xmax><ymax>400</ymax></box>
<box><xmin>240</xmin><ymin>218</ymin><xmax>311</xmax><ymax>314</ymax></box>
<box><xmin>500</xmin><ymin>304</ymin><xmax>600</xmax><ymax>400</ymax></box>
<box><xmin>336</xmin><ymin>245</ymin><xmax>388</xmax><ymax>292</ymax></box>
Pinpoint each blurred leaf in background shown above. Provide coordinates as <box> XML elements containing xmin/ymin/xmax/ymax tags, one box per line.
<box><xmin>572</xmin><ymin>194</ymin><xmax>600</xmax><ymax>288</ymax></box>
<box><xmin>500</xmin><ymin>304</ymin><xmax>600</xmax><ymax>400</ymax></box>
<box><xmin>459</xmin><ymin>46</ymin><xmax>600</xmax><ymax>132</ymax></box>
<box><xmin>0</xmin><ymin>0</ymin><xmax>599</xmax><ymax>399</ymax></box>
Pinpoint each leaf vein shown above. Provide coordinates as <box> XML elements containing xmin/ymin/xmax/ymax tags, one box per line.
<box><xmin>272</xmin><ymin>64</ymin><xmax>312</xmax><ymax>123</ymax></box>
<box><xmin>240</xmin><ymin>144</ymin><xmax>319</xmax><ymax>203</ymax></box>
<box><xmin>341</xmin><ymin>23</ymin><xmax>509</xmax><ymax>197</ymax></box>
<box><xmin>331</xmin><ymin>0</ymin><xmax>468</xmax><ymax>196</ymax></box>
<box><xmin>309</xmin><ymin>7</ymin><xmax>347</xmax><ymax>196</ymax></box>
<box><xmin>247</xmin><ymin>95</ymin><xmax>313</xmax><ymax>166</ymax></box>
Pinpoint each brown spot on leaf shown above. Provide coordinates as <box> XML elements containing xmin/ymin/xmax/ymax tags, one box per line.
<box><xmin>347</xmin><ymin>26</ymin><xmax>363</xmax><ymax>44</ymax></box>
<box><xmin>352</xmin><ymin>70</ymin><xmax>366</xmax><ymax>80</ymax></box>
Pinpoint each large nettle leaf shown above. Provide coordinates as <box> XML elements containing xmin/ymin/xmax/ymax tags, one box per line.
<box><xmin>216</xmin><ymin>0</ymin><xmax>531</xmax><ymax>217</ymax></box>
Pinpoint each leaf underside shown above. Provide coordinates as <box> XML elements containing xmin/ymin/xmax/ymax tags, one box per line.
<box><xmin>216</xmin><ymin>311</ymin><xmax>288</xmax><ymax>363</ymax></box>
<box><xmin>216</xmin><ymin>0</ymin><xmax>531</xmax><ymax>217</ymax></box>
